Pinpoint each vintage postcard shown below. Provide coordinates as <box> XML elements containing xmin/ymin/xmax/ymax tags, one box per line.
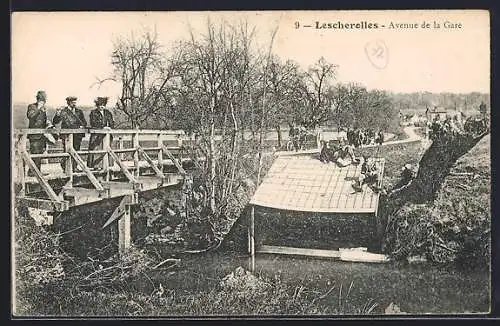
<box><xmin>11</xmin><ymin>10</ymin><xmax>490</xmax><ymax>317</ymax></box>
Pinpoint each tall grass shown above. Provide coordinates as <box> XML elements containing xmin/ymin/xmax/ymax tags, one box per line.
<box><xmin>14</xmin><ymin>203</ymin><xmax>378</xmax><ymax>316</ymax></box>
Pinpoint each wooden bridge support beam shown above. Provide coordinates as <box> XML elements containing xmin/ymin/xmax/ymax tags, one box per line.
<box><xmin>67</xmin><ymin>147</ymin><xmax>105</xmax><ymax>191</ymax></box>
<box><xmin>161</xmin><ymin>144</ymin><xmax>186</xmax><ymax>175</ymax></box>
<box><xmin>118</xmin><ymin>203</ymin><xmax>132</xmax><ymax>256</ymax></box>
<box><xmin>137</xmin><ymin>146</ymin><xmax>165</xmax><ymax>180</ymax></box>
<box><xmin>102</xmin><ymin>194</ymin><xmax>138</xmax><ymax>257</ymax></box>
<box><xmin>20</xmin><ymin>151</ymin><xmax>62</xmax><ymax>204</ymax></box>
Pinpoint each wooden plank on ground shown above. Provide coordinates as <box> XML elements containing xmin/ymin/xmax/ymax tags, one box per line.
<box><xmin>257</xmin><ymin>245</ymin><xmax>340</xmax><ymax>258</ymax></box>
<box><xmin>339</xmin><ymin>250</ymin><xmax>389</xmax><ymax>263</ymax></box>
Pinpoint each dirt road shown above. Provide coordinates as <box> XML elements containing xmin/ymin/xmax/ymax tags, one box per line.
<box><xmin>279</xmin><ymin>126</ymin><xmax>423</xmax><ymax>156</ymax></box>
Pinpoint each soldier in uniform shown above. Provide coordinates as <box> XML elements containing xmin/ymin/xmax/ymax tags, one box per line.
<box><xmin>26</xmin><ymin>90</ymin><xmax>50</xmax><ymax>175</ymax></box>
<box><xmin>88</xmin><ymin>97</ymin><xmax>115</xmax><ymax>168</ymax></box>
<box><xmin>52</xmin><ymin>96</ymin><xmax>87</xmax><ymax>169</ymax></box>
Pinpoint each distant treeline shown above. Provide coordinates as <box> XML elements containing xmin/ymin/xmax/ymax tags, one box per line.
<box><xmin>390</xmin><ymin>92</ymin><xmax>490</xmax><ymax>114</ymax></box>
<box><xmin>12</xmin><ymin>91</ymin><xmax>490</xmax><ymax>129</ymax></box>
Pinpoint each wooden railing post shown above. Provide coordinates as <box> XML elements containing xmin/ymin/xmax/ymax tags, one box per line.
<box><xmin>133</xmin><ymin>132</ymin><xmax>139</xmax><ymax>178</ymax></box>
<box><xmin>177</xmin><ymin>134</ymin><xmax>183</xmax><ymax>148</ymax></box>
<box><xmin>64</xmin><ymin>134</ymin><xmax>74</xmax><ymax>187</ymax></box>
<box><xmin>16</xmin><ymin>134</ymin><xmax>27</xmax><ymax>197</ymax></box>
<box><xmin>177</xmin><ymin>133</ymin><xmax>183</xmax><ymax>162</ymax></box>
<box><xmin>103</xmin><ymin>133</ymin><xmax>111</xmax><ymax>181</ymax></box>
<box><xmin>118</xmin><ymin>136</ymin><xmax>124</xmax><ymax>160</ymax></box>
<box><xmin>157</xmin><ymin>133</ymin><xmax>163</xmax><ymax>172</ymax></box>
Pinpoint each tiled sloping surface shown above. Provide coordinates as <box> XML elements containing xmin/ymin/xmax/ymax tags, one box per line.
<box><xmin>250</xmin><ymin>155</ymin><xmax>384</xmax><ymax>213</ymax></box>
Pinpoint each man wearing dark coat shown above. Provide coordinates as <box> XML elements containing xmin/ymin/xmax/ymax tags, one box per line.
<box><xmin>88</xmin><ymin>97</ymin><xmax>115</xmax><ymax>168</ymax></box>
<box><xmin>52</xmin><ymin>96</ymin><xmax>87</xmax><ymax>169</ymax></box>
<box><xmin>26</xmin><ymin>90</ymin><xmax>50</xmax><ymax>175</ymax></box>
<box><xmin>376</xmin><ymin>130</ymin><xmax>385</xmax><ymax>146</ymax></box>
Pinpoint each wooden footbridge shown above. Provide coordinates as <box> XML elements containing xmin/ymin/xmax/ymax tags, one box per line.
<box><xmin>13</xmin><ymin>128</ymin><xmax>201</xmax><ymax>254</ymax></box>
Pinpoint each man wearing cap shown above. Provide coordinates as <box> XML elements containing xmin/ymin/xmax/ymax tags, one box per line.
<box><xmin>88</xmin><ymin>97</ymin><xmax>115</xmax><ymax>168</ymax></box>
<box><xmin>26</xmin><ymin>91</ymin><xmax>52</xmax><ymax>175</ymax></box>
<box><xmin>52</xmin><ymin>96</ymin><xmax>87</xmax><ymax>169</ymax></box>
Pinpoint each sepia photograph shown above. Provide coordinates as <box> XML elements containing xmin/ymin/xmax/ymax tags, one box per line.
<box><xmin>11</xmin><ymin>10</ymin><xmax>490</xmax><ymax>317</ymax></box>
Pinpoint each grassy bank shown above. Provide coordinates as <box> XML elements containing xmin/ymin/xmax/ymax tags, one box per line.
<box><xmin>15</xmin><ymin>245</ymin><xmax>489</xmax><ymax>316</ymax></box>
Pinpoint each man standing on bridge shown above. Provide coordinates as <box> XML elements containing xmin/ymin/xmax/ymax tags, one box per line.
<box><xmin>52</xmin><ymin>96</ymin><xmax>87</xmax><ymax>170</ymax></box>
<box><xmin>88</xmin><ymin>96</ymin><xmax>114</xmax><ymax>169</ymax></box>
<box><xmin>26</xmin><ymin>90</ymin><xmax>51</xmax><ymax>176</ymax></box>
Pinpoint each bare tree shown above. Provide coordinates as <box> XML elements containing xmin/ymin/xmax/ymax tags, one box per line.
<box><xmin>174</xmin><ymin>19</ymin><xmax>261</xmax><ymax>224</ymax></box>
<box><xmin>266</xmin><ymin>57</ymin><xmax>304</xmax><ymax>147</ymax></box>
<box><xmin>110</xmin><ymin>28</ymin><xmax>181</xmax><ymax>128</ymax></box>
<box><xmin>300</xmin><ymin>57</ymin><xmax>338</xmax><ymax>128</ymax></box>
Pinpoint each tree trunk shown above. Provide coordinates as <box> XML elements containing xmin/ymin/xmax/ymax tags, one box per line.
<box><xmin>380</xmin><ymin>132</ymin><xmax>488</xmax><ymax>223</ymax></box>
<box><xmin>209</xmin><ymin>95</ymin><xmax>216</xmax><ymax>214</ymax></box>
<box><xmin>240</xmin><ymin>123</ymin><xmax>245</xmax><ymax>143</ymax></box>
<box><xmin>228</xmin><ymin>101</ymin><xmax>238</xmax><ymax>196</ymax></box>
<box><xmin>276</xmin><ymin>125</ymin><xmax>282</xmax><ymax>148</ymax></box>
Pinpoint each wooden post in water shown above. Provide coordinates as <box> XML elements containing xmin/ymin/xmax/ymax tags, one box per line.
<box><xmin>249</xmin><ymin>205</ymin><xmax>255</xmax><ymax>272</ymax></box>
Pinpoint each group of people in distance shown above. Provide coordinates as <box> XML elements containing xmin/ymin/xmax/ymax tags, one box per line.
<box><xmin>319</xmin><ymin>138</ymin><xmax>357</xmax><ymax>167</ymax></box>
<box><xmin>428</xmin><ymin>114</ymin><xmax>488</xmax><ymax>141</ymax></box>
<box><xmin>346</xmin><ymin>128</ymin><xmax>384</xmax><ymax>148</ymax></box>
<box><xmin>288</xmin><ymin>123</ymin><xmax>309</xmax><ymax>151</ymax></box>
<box><xmin>26</xmin><ymin>90</ymin><xmax>115</xmax><ymax>176</ymax></box>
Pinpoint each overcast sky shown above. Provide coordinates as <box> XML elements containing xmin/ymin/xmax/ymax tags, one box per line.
<box><xmin>12</xmin><ymin>10</ymin><xmax>489</xmax><ymax>106</ymax></box>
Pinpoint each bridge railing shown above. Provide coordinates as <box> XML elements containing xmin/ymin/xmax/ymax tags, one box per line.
<box><xmin>13</xmin><ymin>128</ymin><xmax>189</xmax><ymax>205</ymax></box>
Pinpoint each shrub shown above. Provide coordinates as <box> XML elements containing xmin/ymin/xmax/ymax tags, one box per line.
<box><xmin>384</xmin><ymin>200</ymin><xmax>490</xmax><ymax>269</ymax></box>
<box><xmin>14</xmin><ymin>203</ymin><xmax>73</xmax><ymax>315</ymax></box>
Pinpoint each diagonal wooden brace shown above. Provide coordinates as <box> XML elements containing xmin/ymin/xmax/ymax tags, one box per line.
<box><xmin>67</xmin><ymin>147</ymin><xmax>105</xmax><ymax>191</ymax></box>
<box><xmin>105</xmin><ymin>147</ymin><xmax>137</xmax><ymax>183</ymax></box>
<box><xmin>20</xmin><ymin>150</ymin><xmax>61</xmax><ymax>203</ymax></box>
<box><xmin>161</xmin><ymin>144</ymin><xmax>186</xmax><ymax>175</ymax></box>
<box><xmin>102</xmin><ymin>193</ymin><xmax>138</xmax><ymax>229</ymax></box>
<box><xmin>137</xmin><ymin>146</ymin><xmax>165</xmax><ymax>179</ymax></box>
<box><xmin>191</xmin><ymin>156</ymin><xmax>203</xmax><ymax>170</ymax></box>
